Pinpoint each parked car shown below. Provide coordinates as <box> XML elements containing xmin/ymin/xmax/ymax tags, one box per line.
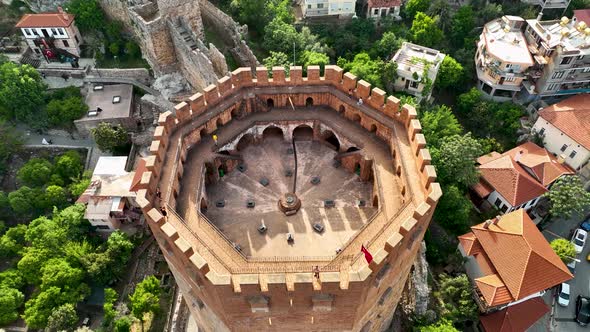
<box><xmin>576</xmin><ymin>296</ymin><xmax>590</xmax><ymax>326</ymax></box>
<box><xmin>581</xmin><ymin>218</ymin><xmax>590</xmax><ymax>232</ymax></box>
<box><xmin>572</xmin><ymin>228</ymin><xmax>588</xmax><ymax>254</ymax></box>
<box><xmin>558</xmin><ymin>283</ymin><xmax>571</xmax><ymax>306</ymax></box>
<box><xmin>568</xmin><ymin>260</ymin><xmax>576</xmax><ymax>274</ymax></box>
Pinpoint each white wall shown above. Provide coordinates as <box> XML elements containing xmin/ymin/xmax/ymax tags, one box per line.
<box><xmin>533</xmin><ymin>117</ymin><xmax>590</xmax><ymax>170</ymax></box>
<box><xmin>486</xmin><ymin>190</ymin><xmax>540</xmax><ymax>214</ymax></box>
<box><xmin>21</xmin><ymin>27</ymin><xmax>69</xmax><ymax>39</ymax></box>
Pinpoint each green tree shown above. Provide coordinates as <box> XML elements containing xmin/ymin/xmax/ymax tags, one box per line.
<box><xmin>300</xmin><ymin>50</ymin><xmax>330</xmax><ymax>74</ymax></box>
<box><xmin>0</xmin><ymin>268</ymin><xmax>25</xmax><ymax>289</ymax></box>
<box><xmin>263</xmin><ymin>51</ymin><xmax>291</xmax><ymax>76</ymax></box>
<box><xmin>129</xmin><ymin>275</ymin><xmax>161</xmax><ymax>324</ymax></box>
<box><xmin>544</xmin><ymin>176</ymin><xmax>590</xmax><ymax>219</ymax></box>
<box><xmin>46</xmin><ymin>97</ymin><xmax>88</xmax><ymax>126</ymax></box>
<box><xmin>427</xmin><ymin>0</ymin><xmax>452</xmax><ymax>32</ymax></box>
<box><xmin>18</xmin><ymin>247</ymin><xmax>54</xmax><ymax>284</ymax></box>
<box><xmin>40</xmin><ymin>258</ymin><xmax>87</xmax><ymax>294</ymax></box>
<box><xmin>68</xmin><ymin>173</ymin><xmax>91</xmax><ymax>198</ymax></box>
<box><xmin>420</xmin><ymin>319</ymin><xmax>459</xmax><ymax>332</ymax></box>
<box><xmin>23</xmin><ymin>286</ymin><xmax>67</xmax><ymax>329</ymax></box>
<box><xmin>66</xmin><ymin>0</ymin><xmax>105</xmax><ymax>32</ymax></box>
<box><xmin>231</xmin><ymin>0</ymin><xmax>267</xmax><ymax>32</ymax></box>
<box><xmin>436</xmin><ymin>56</ymin><xmax>464</xmax><ymax>90</ymax></box>
<box><xmin>450</xmin><ymin>6</ymin><xmax>475</xmax><ymax>48</ymax></box>
<box><xmin>0</xmin><ymin>286</ymin><xmax>25</xmax><ymax>325</ymax></box>
<box><xmin>420</xmin><ymin>105</ymin><xmax>462</xmax><ymax>147</ymax></box>
<box><xmin>0</xmin><ymin>62</ymin><xmax>47</xmax><ymax>124</ymax></box>
<box><xmin>382</xmin><ymin>61</ymin><xmax>398</xmax><ymax>94</ymax></box>
<box><xmin>109</xmin><ymin>42</ymin><xmax>121</xmax><ymax>56</ymax></box>
<box><xmin>103</xmin><ymin>288</ymin><xmax>118</xmax><ymax>327</ymax></box>
<box><xmin>550</xmin><ymin>238</ymin><xmax>576</xmax><ymax>264</ymax></box>
<box><xmin>124</xmin><ymin>41</ymin><xmax>141</xmax><ymax>58</ymax></box>
<box><xmin>404</xmin><ymin>0</ymin><xmax>430</xmax><ymax>19</ymax></box>
<box><xmin>114</xmin><ymin>316</ymin><xmax>132</xmax><ymax>332</ymax></box>
<box><xmin>0</xmin><ymin>224</ymin><xmax>27</xmax><ymax>257</ymax></box>
<box><xmin>371</xmin><ymin>31</ymin><xmax>404</xmax><ymax>60</ymax></box>
<box><xmin>434</xmin><ymin>185</ymin><xmax>472</xmax><ymax>234</ymax></box>
<box><xmin>410</xmin><ymin>12</ymin><xmax>443</xmax><ymax>48</ymax></box>
<box><xmin>8</xmin><ymin>186</ymin><xmax>43</xmax><ymax>215</ymax></box>
<box><xmin>45</xmin><ymin>303</ymin><xmax>78</xmax><ymax>332</ymax></box>
<box><xmin>338</xmin><ymin>53</ymin><xmax>384</xmax><ymax>89</ymax></box>
<box><xmin>44</xmin><ymin>185</ymin><xmax>67</xmax><ymax>209</ymax></box>
<box><xmin>430</xmin><ymin>133</ymin><xmax>482</xmax><ymax>187</ymax></box>
<box><xmin>456</xmin><ymin>88</ymin><xmax>482</xmax><ymax>114</ymax></box>
<box><xmin>17</xmin><ymin>158</ymin><xmax>53</xmax><ymax>187</ymax></box>
<box><xmin>438</xmin><ymin>274</ymin><xmax>478</xmax><ymax>324</ymax></box>
<box><xmin>54</xmin><ymin>151</ymin><xmax>84</xmax><ymax>184</ymax></box>
<box><xmin>91</xmin><ymin>123</ymin><xmax>129</xmax><ymax>153</ymax></box>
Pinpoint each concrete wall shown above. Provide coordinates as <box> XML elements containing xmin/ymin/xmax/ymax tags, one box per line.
<box><xmin>134</xmin><ymin>65</ymin><xmax>441</xmax><ymax>331</ymax></box>
<box><xmin>533</xmin><ymin>117</ymin><xmax>590</xmax><ymax>171</ymax></box>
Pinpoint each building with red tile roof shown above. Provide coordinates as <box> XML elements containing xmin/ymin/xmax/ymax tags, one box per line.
<box><xmin>532</xmin><ymin>94</ymin><xmax>590</xmax><ymax>171</ymax></box>
<box><xmin>479</xmin><ymin>297</ymin><xmax>549</xmax><ymax>332</ymax></box>
<box><xmin>459</xmin><ymin>210</ymin><xmax>572</xmax><ymax>312</ymax></box>
<box><xmin>472</xmin><ymin>142</ymin><xmax>574</xmax><ymax>214</ymax></box>
<box><xmin>366</xmin><ymin>0</ymin><xmax>402</xmax><ymax>19</ymax></box>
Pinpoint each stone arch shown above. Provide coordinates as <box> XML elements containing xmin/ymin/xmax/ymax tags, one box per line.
<box><xmin>354</xmin><ymin>162</ymin><xmax>361</xmax><ymax>176</ymax></box>
<box><xmin>262</xmin><ymin>126</ymin><xmax>284</xmax><ymax>141</ymax></box>
<box><xmin>372</xmin><ymin>195</ymin><xmax>379</xmax><ymax>208</ymax></box>
<box><xmin>305</xmin><ymin>97</ymin><xmax>314</xmax><ymax>107</ymax></box>
<box><xmin>351</xmin><ymin>113</ymin><xmax>361</xmax><ymax>124</ymax></box>
<box><xmin>231</xmin><ymin>108</ymin><xmax>239</xmax><ymax>118</ymax></box>
<box><xmin>323</xmin><ymin>130</ymin><xmax>340</xmax><ymax>151</ymax></box>
<box><xmin>200</xmin><ymin>198</ymin><xmax>208</xmax><ymax>213</ymax></box>
<box><xmin>267</xmin><ymin>98</ymin><xmax>274</xmax><ymax>108</ymax></box>
<box><xmin>216</xmin><ymin>117</ymin><xmax>223</xmax><ymax>128</ymax></box>
<box><xmin>292</xmin><ymin>125</ymin><xmax>314</xmax><ymax>141</ymax></box>
<box><xmin>236</xmin><ymin>133</ymin><xmax>255</xmax><ymax>151</ymax></box>
<box><xmin>199</xmin><ymin>127</ymin><xmax>208</xmax><ymax>140</ymax></box>
<box><xmin>369</xmin><ymin>124</ymin><xmax>377</xmax><ymax>133</ymax></box>
<box><xmin>347</xmin><ymin>147</ymin><xmax>360</xmax><ymax>153</ymax></box>
<box><xmin>339</xmin><ymin>105</ymin><xmax>345</xmax><ymax>113</ymax></box>
<box><xmin>217</xmin><ymin>165</ymin><xmax>227</xmax><ymax>177</ymax></box>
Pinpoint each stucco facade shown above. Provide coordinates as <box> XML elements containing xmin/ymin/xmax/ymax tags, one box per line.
<box><xmin>533</xmin><ymin>118</ymin><xmax>590</xmax><ymax>170</ymax></box>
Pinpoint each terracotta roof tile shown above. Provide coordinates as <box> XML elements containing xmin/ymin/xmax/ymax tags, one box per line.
<box><xmin>537</xmin><ymin>94</ymin><xmax>590</xmax><ymax>150</ymax></box>
<box><xmin>470</xmin><ymin>210</ymin><xmax>572</xmax><ymax>303</ymax></box>
<box><xmin>16</xmin><ymin>13</ymin><xmax>75</xmax><ymax>28</ymax></box>
<box><xmin>368</xmin><ymin>0</ymin><xmax>402</xmax><ymax>7</ymax></box>
<box><xmin>504</xmin><ymin>142</ymin><xmax>574</xmax><ymax>187</ymax></box>
<box><xmin>459</xmin><ymin>233</ymin><xmax>484</xmax><ymax>256</ymax></box>
<box><xmin>480</xmin><ymin>297</ymin><xmax>549</xmax><ymax>332</ymax></box>
<box><xmin>475</xmin><ymin>274</ymin><xmax>514</xmax><ymax>306</ymax></box>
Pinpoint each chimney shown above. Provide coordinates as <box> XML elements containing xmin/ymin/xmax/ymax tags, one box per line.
<box><xmin>514</xmin><ymin>150</ymin><xmax>524</xmax><ymax>162</ymax></box>
<box><xmin>483</xmin><ymin>220</ymin><xmax>492</xmax><ymax>229</ymax></box>
<box><xmin>492</xmin><ymin>216</ymin><xmax>500</xmax><ymax>225</ymax></box>
<box><xmin>537</xmin><ymin>11</ymin><xmax>543</xmax><ymax>21</ymax></box>
<box><xmin>558</xmin><ymin>154</ymin><xmax>566</xmax><ymax>164</ymax></box>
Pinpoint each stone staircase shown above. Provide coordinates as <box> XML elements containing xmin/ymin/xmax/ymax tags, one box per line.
<box><xmin>173</xmin><ymin>21</ymin><xmax>198</xmax><ymax>51</ymax></box>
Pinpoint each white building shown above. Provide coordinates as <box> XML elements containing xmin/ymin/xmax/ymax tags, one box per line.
<box><xmin>532</xmin><ymin>94</ymin><xmax>590</xmax><ymax>172</ymax></box>
<box><xmin>302</xmin><ymin>0</ymin><xmax>355</xmax><ymax>18</ymax></box>
<box><xmin>77</xmin><ymin>157</ymin><xmax>143</xmax><ymax>233</ymax></box>
<box><xmin>390</xmin><ymin>42</ymin><xmax>445</xmax><ymax>101</ymax></box>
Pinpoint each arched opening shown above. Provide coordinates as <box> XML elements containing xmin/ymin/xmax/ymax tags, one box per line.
<box><xmin>199</xmin><ymin>128</ymin><xmax>208</xmax><ymax>140</ymax></box>
<box><xmin>354</xmin><ymin>162</ymin><xmax>361</xmax><ymax>176</ymax></box>
<box><xmin>262</xmin><ymin>126</ymin><xmax>284</xmax><ymax>141</ymax></box>
<box><xmin>267</xmin><ymin>98</ymin><xmax>274</xmax><ymax>108</ymax></box>
<box><xmin>338</xmin><ymin>105</ymin><xmax>345</xmax><ymax>113</ymax></box>
<box><xmin>216</xmin><ymin>117</ymin><xmax>223</xmax><ymax>128</ymax></box>
<box><xmin>231</xmin><ymin>108</ymin><xmax>239</xmax><ymax>118</ymax></box>
<box><xmin>351</xmin><ymin>114</ymin><xmax>361</xmax><ymax>124</ymax></box>
<box><xmin>218</xmin><ymin>150</ymin><xmax>230</xmax><ymax>155</ymax></box>
<box><xmin>323</xmin><ymin>131</ymin><xmax>340</xmax><ymax>151</ymax></box>
<box><xmin>292</xmin><ymin>125</ymin><xmax>314</xmax><ymax>141</ymax></box>
<box><xmin>200</xmin><ymin>198</ymin><xmax>208</xmax><ymax>213</ymax></box>
<box><xmin>236</xmin><ymin>133</ymin><xmax>255</xmax><ymax>151</ymax></box>
<box><xmin>217</xmin><ymin>165</ymin><xmax>227</xmax><ymax>178</ymax></box>
<box><xmin>373</xmin><ymin>195</ymin><xmax>379</xmax><ymax>208</ymax></box>
<box><xmin>305</xmin><ymin>97</ymin><xmax>314</xmax><ymax>107</ymax></box>
<box><xmin>369</xmin><ymin>124</ymin><xmax>377</xmax><ymax>133</ymax></box>
<box><xmin>347</xmin><ymin>147</ymin><xmax>360</xmax><ymax>153</ymax></box>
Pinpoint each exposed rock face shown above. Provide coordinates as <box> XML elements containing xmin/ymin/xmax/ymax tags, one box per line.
<box><xmin>412</xmin><ymin>241</ymin><xmax>430</xmax><ymax>315</ymax></box>
<box><xmin>23</xmin><ymin>0</ymin><xmax>67</xmax><ymax>12</ymax></box>
<box><xmin>152</xmin><ymin>73</ymin><xmax>190</xmax><ymax>100</ymax></box>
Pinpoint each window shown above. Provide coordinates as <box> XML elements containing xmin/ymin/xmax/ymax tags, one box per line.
<box><xmin>374</xmin><ymin>8</ymin><xmax>379</xmax><ymax>15</ymax></box>
<box><xmin>538</xmin><ymin>128</ymin><xmax>545</xmax><ymax>136</ymax></box>
<box><xmin>570</xmin><ymin>150</ymin><xmax>577</xmax><ymax>158</ymax></box>
<box><xmin>34</xmin><ymin>48</ymin><xmax>40</xmax><ymax>54</ymax></box>
<box><xmin>317</xmin><ymin>3</ymin><xmax>324</xmax><ymax>8</ymax></box>
<box><xmin>501</xmin><ymin>204</ymin><xmax>508</xmax><ymax>213</ymax></box>
<box><xmin>505</xmin><ymin>63</ymin><xmax>520</xmax><ymax>71</ymax></box>
<box><xmin>552</xmin><ymin>71</ymin><xmax>565</xmax><ymax>79</ymax></box>
<box><xmin>494</xmin><ymin>198</ymin><xmax>502</xmax><ymax>207</ymax></box>
<box><xmin>96</xmin><ymin>225</ymin><xmax>111</xmax><ymax>230</ymax></box>
<box><xmin>75</xmin><ymin>36</ymin><xmax>79</xmax><ymax>44</ymax></box>
<box><xmin>59</xmin><ymin>28</ymin><xmax>65</xmax><ymax>35</ymax></box>
<box><xmin>51</xmin><ymin>28</ymin><xmax>57</xmax><ymax>35</ymax></box>
<box><xmin>312</xmin><ymin>294</ymin><xmax>334</xmax><ymax>312</ymax></box>
<box><xmin>248</xmin><ymin>296</ymin><xmax>269</xmax><ymax>313</ymax></box>
<box><xmin>63</xmin><ymin>40</ymin><xmax>69</xmax><ymax>47</ymax></box>
<box><xmin>410</xmin><ymin>81</ymin><xmax>419</xmax><ymax>89</ymax></box>
<box><xmin>561</xmin><ymin>144</ymin><xmax>568</xmax><ymax>152</ymax></box>
<box><xmin>547</xmin><ymin>83</ymin><xmax>559</xmax><ymax>91</ymax></box>
<box><xmin>561</xmin><ymin>56</ymin><xmax>573</xmax><ymax>65</ymax></box>
<box><xmin>307</xmin><ymin>4</ymin><xmax>311</xmax><ymax>8</ymax></box>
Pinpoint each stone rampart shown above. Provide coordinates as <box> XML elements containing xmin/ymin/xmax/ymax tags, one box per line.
<box><xmin>134</xmin><ymin>65</ymin><xmax>441</xmax><ymax>331</ymax></box>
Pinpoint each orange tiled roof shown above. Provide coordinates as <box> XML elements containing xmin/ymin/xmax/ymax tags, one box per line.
<box><xmin>480</xmin><ymin>297</ymin><xmax>549</xmax><ymax>332</ymax></box>
<box><xmin>475</xmin><ymin>274</ymin><xmax>514</xmax><ymax>306</ymax></box>
<box><xmin>475</xmin><ymin>142</ymin><xmax>571</xmax><ymax>206</ymax></box>
<box><xmin>15</xmin><ymin>13</ymin><xmax>75</xmax><ymax>28</ymax></box>
<box><xmin>368</xmin><ymin>0</ymin><xmax>402</xmax><ymax>7</ymax></box>
<box><xmin>478</xmin><ymin>155</ymin><xmax>547</xmax><ymax>206</ymax></box>
<box><xmin>537</xmin><ymin>94</ymin><xmax>590</xmax><ymax>150</ymax></box>
<box><xmin>459</xmin><ymin>233</ymin><xmax>483</xmax><ymax>256</ymax></box>
<box><xmin>466</xmin><ymin>210</ymin><xmax>572</xmax><ymax>305</ymax></box>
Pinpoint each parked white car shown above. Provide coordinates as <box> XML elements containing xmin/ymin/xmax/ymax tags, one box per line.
<box><xmin>572</xmin><ymin>229</ymin><xmax>588</xmax><ymax>254</ymax></box>
<box><xmin>558</xmin><ymin>282</ymin><xmax>571</xmax><ymax>307</ymax></box>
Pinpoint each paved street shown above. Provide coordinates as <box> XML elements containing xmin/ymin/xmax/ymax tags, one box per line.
<box><xmin>541</xmin><ymin>213</ymin><xmax>590</xmax><ymax>332</ymax></box>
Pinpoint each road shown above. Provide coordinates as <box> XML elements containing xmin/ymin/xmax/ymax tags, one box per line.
<box><xmin>541</xmin><ymin>213</ymin><xmax>590</xmax><ymax>332</ymax></box>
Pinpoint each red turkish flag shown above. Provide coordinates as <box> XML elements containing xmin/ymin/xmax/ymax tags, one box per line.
<box><xmin>361</xmin><ymin>245</ymin><xmax>373</xmax><ymax>264</ymax></box>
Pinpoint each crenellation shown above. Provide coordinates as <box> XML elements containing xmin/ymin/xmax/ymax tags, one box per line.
<box><xmin>368</xmin><ymin>87</ymin><xmax>386</xmax><ymax>109</ymax></box>
<box><xmin>255</xmin><ymin>67</ymin><xmax>269</xmax><ymax>84</ymax></box>
<box><xmin>417</xmin><ymin>149</ymin><xmax>431</xmax><ymax>172</ymax></box>
<box><xmin>216</xmin><ymin>76</ymin><xmax>232</xmax><ymax>97</ymax></box>
<box><xmin>306</xmin><ymin>66</ymin><xmax>321</xmax><ymax>82</ymax></box>
<box><xmin>324</xmin><ymin>65</ymin><xmax>343</xmax><ymax>86</ymax></box>
<box><xmin>203</xmin><ymin>84</ymin><xmax>220</xmax><ymax>105</ymax></box>
<box><xmin>271</xmin><ymin>67</ymin><xmax>286</xmax><ymax>83</ymax></box>
<box><xmin>289</xmin><ymin>66</ymin><xmax>303</xmax><ymax>84</ymax></box>
<box><xmin>384</xmin><ymin>95</ymin><xmax>400</xmax><ymax>118</ymax></box>
<box><xmin>342</xmin><ymin>72</ymin><xmax>357</xmax><ymax>92</ymax></box>
<box><xmin>356</xmin><ymin>80</ymin><xmax>371</xmax><ymax>100</ymax></box>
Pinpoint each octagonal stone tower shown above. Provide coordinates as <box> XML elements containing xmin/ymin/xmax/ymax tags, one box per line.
<box><xmin>133</xmin><ymin>65</ymin><xmax>442</xmax><ymax>331</ymax></box>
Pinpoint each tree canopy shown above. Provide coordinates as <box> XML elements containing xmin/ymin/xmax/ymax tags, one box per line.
<box><xmin>544</xmin><ymin>176</ymin><xmax>590</xmax><ymax>219</ymax></box>
<box><xmin>0</xmin><ymin>62</ymin><xmax>47</xmax><ymax>125</ymax></box>
<box><xmin>420</xmin><ymin>105</ymin><xmax>462</xmax><ymax>147</ymax></box>
<box><xmin>129</xmin><ymin>275</ymin><xmax>162</xmax><ymax>322</ymax></box>
<box><xmin>550</xmin><ymin>238</ymin><xmax>576</xmax><ymax>264</ymax></box>
<box><xmin>66</xmin><ymin>0</ymin><xmax>105</xmax><ymax>32</ymax></box>
<box><xmin>338</xmin><ymin>53</ymin><xmax>385</xmax><ymax>89</ymax></box>
<box><xmin>438</xmin><ymin>274</ymin><xmax>478</xmax><ymax>324</ymax></box>
<box><xmin>430</xmin><ymin>133</ymin><xmax>482</xmax><ymax>188</ymax></box>
<box><xmin>91</xmin><ymin>123</ymin><xmax>130</xmax><ymax>153</ymax></box>
<box><xmin>17</xmin><ymin>158</ymin><xmax>53</xmax><ymax>187</ymax></box>
<box><xmin>0</xmin><ymin>286</ymin><xmax>25</xmax><ymax>325</ymax></box>
<box><xmin>436</xmin><ymin>56</ymin><xmax>464</xmax><ymax>90</ymax></box>
<box><xmin>411</xmin><ymin>13</ymin><xmax>443</xmax><ymax>48</ymax></box>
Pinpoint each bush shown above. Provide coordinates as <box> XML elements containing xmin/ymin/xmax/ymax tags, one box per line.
<box><xmin>46</xmin><ymin>97</ymin><xmax>88</xmax><ymax>127</ymax></box>
<box><xmin>17</xmin><ymin>158</ymin><xmax>53</xmax><ymax>187</ymax></box>
<box><xmin>550</xmin><ymin>238</ymin><xmax>576</xmax><ymax>264</ymax></box>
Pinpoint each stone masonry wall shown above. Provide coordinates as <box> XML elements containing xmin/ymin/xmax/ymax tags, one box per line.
<box><xmin>134</xmin><ymin>65</ymin><xmax>442</xmax><ymax>331</ymax></box>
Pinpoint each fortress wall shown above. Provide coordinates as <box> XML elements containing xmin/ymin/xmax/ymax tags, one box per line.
<box><xmin>134</xmin><ymin>65</ymin><xmax>442</xmax><ymax>331</ymax></box>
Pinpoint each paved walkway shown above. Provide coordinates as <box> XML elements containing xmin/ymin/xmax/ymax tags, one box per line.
<box><xmin>84</xmin><ymin>76</ymin><xmax>160</xmax><ymax>96</ymax></box>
